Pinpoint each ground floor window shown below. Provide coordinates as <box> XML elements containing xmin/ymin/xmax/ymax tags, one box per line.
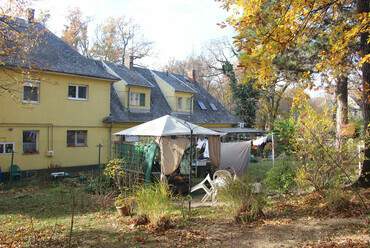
<box><xmin>67</xmin><ymin>130</ymin><xmax>87</xmax><ymax>147</ymax></box>
<box><xmin>23</xmin><ymin>131</ymin><xmax>39</xmax><ymax>154</ymax></box>
<box><xmin>0</xmin><ymin>142</ymin><xmax>14</xmax><ymax>155</ymax></box>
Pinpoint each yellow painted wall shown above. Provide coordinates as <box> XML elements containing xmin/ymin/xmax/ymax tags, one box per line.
<box><xmin>113</xmin><ymin>82</ymin><xmax>151</xmax><ymax>110</ymax></box>
<box><xmin>0</xmin><ymin>69</ymin><xmax>113</xmax><ymax>172</ymax></box>
<box><xmin>174</xmin><ymin>92</ymin><xmax>193</xmax><ymax>112</ymax></box>
<box><xmin>153</xmin><ymin>74</ymin><xmax>193</xmax><ymax>112</ymax></box>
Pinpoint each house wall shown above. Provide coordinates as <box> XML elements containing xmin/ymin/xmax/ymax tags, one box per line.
<box><xmin>113</xmin><ymin>82</ymin><xmax>151</xmax><ymax>110</ymax></box>
<box><xmin>174</xmin><ymin>91</ymin><xmax>193</xmax><ymax>112</ymax></box>
<box><xmin>154</xmin><ymin>74</ymin><xmax>194</xmax><ymax>112</ymax></box>
<box><xmin>0</xmin><ymin>69</ymin><xmax>112</xmax><ymax>172</ymax></box>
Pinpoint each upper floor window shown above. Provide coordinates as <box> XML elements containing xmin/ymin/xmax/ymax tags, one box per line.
<box><xmin>23</xmin><ymin>131</ymin><xmax>39</xmax><ymax>154</ymax></box>
<box><xmin>177</xmin><ymin>97</ymin><xmax>182</xmax><ymax>109</ymax></box>
<box><xmin>210</xmin><ymin>103</ymin><xmax>218</xmax><ymax>111</ymax></box>
<box><xmin>198</xmin><ymin>101</ymin><xmax>206</xmax><ymax>110</ymax></box>
<box><xmin>0</xmin><ymin>142</ymin><xmax>14</xmax><ymax>155</ymax></box>
<box><xmin>68</xmin><ymin>85</ymin><xmax>88</xmax><ymax>100</ymax></box>
<box><xmin>186</xmin><ymin>98</ymin><xmax>190</xmax><ymax>110</ymax></box>
<box><xmin>23</xmin><ymin>81</ymin><xmax>39</xmax><ymax>103</ymax></box>
<box><xmin>67</xmin><ymin>130</ymin><xmax>87</xmax><ymax>147</ymax></box>
<box><xmin>130</xmin><ymin>93</ymin><xmax>145</xmax><ymax>106</ymax></box>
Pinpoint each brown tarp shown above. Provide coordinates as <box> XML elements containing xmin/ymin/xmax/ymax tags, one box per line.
<box><xmin>155</xmin><ymin>137</ymin><xmax>190</xmax><ymax>175</ymax></box>
<box><xmin>220</xmin><ymin>141</ymin><xmax>252</xmax><ymax>175</ymax></box>
<box><xmin>208</xmin><ymin>135</ymin><xmax>221</xmax><ymax>169</ymax></box>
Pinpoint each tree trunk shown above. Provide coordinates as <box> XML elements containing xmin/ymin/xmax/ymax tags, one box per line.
<box><xmin>335</xmin><ymin>75</ymin><xmax>348</xmax><ymax>148</ymax></box>
<box><xmin>358</xmin><ymin>0</ymin><xmax>370</xmax><ymax>187</ymax></box>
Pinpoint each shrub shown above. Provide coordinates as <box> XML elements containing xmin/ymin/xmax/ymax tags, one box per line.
<box><xmin>324</xmin><ymin>183</ymin><xmax>349</xmax><ymax>211</ymax></box>
<box><xmin>264</xmin><ymin>158</ymin><xmax>297</xmax><ymax>194</ymax></box>
<box><xmin>219</xmin><ymin>175</ymin><xmax>265</xmax><ymax>223</ymax></box>
<box><xmin>132</xmin><ymin>182</ymin><xmax>174</xmax><ymax>227</ymax></box>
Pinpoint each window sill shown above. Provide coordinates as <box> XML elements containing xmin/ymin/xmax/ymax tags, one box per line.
<box><xmin>22</xmin><ymin>100</ymin><xmax>39</xmax><ymax>104</ymax></box>
<box><xmin>23</xmin><ymin>152</ymin><xmax>39</xmax><ymax>155</ymax></box>
<box><xmin>67</xmin><ymin>145</ymin><xmax>87</xmax><ymax>147</ymax></box>
<box><xmin>67</xmin><ymin>98</ymin><xmax>88</xmax><ymax>101</ymax></box>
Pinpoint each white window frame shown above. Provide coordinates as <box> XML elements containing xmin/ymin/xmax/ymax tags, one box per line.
<box><xmin>68</xmin><ymin>85</ymin><xmax>88</xmax><ymax>101</ymax></box>
<box><xmin>177</xmin><ymin>97</ymin><xmax>183</xmax><ymax>110</ymax></box>
<box><xmin>23</xmin><ymin>80</ymin><xmax>40</xmax><ymax>104</ymax></box>
<box><xmin>0</xmin><ymin>142</ymin><xmax>15</xmax><ymax>155</ymax></box>
<box><xmin>186</xmin><ymin>98</ymin><xmax>190</xmax><ymax>110</ymax></box>
<box><xmin>130</xmin><ymin>92</ymin><xmax>145</xmax><ymax>106</ymax></box>
<box><xmin>67</xmin><ymin>130</ymin><xmax>87</xmax><ymax>147</ymax></box>
<box><xmin>22</xmin><ymin>130</ymin><xmax>39</xmax><ymax>154</ymax></box>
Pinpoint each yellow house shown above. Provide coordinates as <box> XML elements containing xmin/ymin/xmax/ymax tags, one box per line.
<box><xmin>104</xmin><ymin>66</ymin><xmax>242</xmax><ymax>137</ymax></box>
<box><xmin>0</xmin><ymin>17</ymin><xmax>119</xmax><ymax>173</ymax></box>
<box><xmin>0</xmin><ymin>15</ymin><xmax>243</xmax><ymax>176</ymax></box>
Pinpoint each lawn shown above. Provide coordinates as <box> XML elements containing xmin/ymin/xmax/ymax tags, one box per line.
<box><xmin>1</xmin><ymin>177</ymin><xmax>369</xmax><ymax>247</ymax></box>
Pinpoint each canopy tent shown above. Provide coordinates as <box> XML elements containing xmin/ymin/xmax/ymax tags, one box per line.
<box><xmin>114</xmin><ymin>115</ymin><xmax>224</xmax><ymax>137</ymax></box>
<box><xmin>114</xmin><ymin>114</ymin><xmax>224</xmax><ymax>182</ymax></box>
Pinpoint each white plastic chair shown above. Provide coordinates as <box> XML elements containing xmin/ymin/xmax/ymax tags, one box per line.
<box><xmin>211</xmin><ymin>170</ymin><xmax>232</xmax><ymax>205</ymax></box>
<box><xmin>190</xmin><ymin>174</ymin><xmax>214</xmax><ymax>204</ymax></box>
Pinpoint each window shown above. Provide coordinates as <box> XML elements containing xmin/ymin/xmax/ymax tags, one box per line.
<box><xmin>186</xmin><ymin>98</ymin><xmax>190</xmax><ymax>110</ymax></box>
<box><xmin>23</xmin><ymin>81</ymin><xmax>39</xmax><ymax>103</ymax></box>
<box><xmin>177</xmin><ymin>97</ymin><xmax>182</xmax><ymax>109</ymax></box>
<box><xmin>68</xmin><ymin>85</ymin><xmax>88</xmax><ymax>100</ymax></box>
<box><xmin>0</xmin><ymin>142</ymin><xmax>14</xmax><ymax>155</ymax></box>
<box><xmin>130</xmin><ymin>93</ymin><xmax>145</xmax><ymax>106</ymax></box>
<box><xmin>210</xmin><ymin>103</ymin><xmax>218</xmax><ymax>111</ymax></box>
<box><xmin>23</xmin><ymin>131</ymin><xmax>38</xmax><ymax>154</ymax></box>
<box><xmin>67</xmin><ymin>130</ymin><xmax>87</xmax><ymax>147</ymax></box>
<box><xmin>198</xmin><ymin>101</ymin><xmax>206</xmax><ymax>110</ymax></box>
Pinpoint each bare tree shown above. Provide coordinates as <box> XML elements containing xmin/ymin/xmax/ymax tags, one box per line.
<box><xmin>90</xmin><ymin>16</ymin><xmax>154</xmax><ymax>64</ymax></box>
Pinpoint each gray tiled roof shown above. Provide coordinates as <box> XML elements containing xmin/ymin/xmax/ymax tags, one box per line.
<box><xmin>103</xmin><ymin>62</ymin><xmax>154</xmax><ymax>88</ymax></box>
<box><xmin>104</xmin><ymin>66</ymin><xmax>172</xmax><ymax>123</ymax></box>
<box><xmin>1</xmin><ymin>17</ymin><xmax>119</xmax><ymax>81</ymax></box>
<box><xmin>152</xmin><ymin>70</ymin><xmax>196</xmax><ymax>93</ymax></box>
<box><xmin>104</xmin><ymin>67</ymin><xmax>241</xmax><ymax>125</ymax></box>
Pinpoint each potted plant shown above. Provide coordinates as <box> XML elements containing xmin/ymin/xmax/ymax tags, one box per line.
<box><xmin>115</xmin><ymin>194</ymin><xmax>133</xmax><ymax>216</ymax></box>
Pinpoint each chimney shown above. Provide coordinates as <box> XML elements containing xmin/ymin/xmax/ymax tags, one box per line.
<box><xmin>27</xmin><ymin>8</ymin><xmax>35</xmax><ymax>23</ymax></box>
<box><xmin>187</xmin><ymin>70</ymin><xmax>196</xmax><ymax>84</ymax></box>
<box><xmin>123</xmin><ymin>56</ymin><xmax>134</xmax><ymax>70</ymax></box>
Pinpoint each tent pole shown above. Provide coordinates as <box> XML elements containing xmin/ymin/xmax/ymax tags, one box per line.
<box><xmin>189</xmin><ymin>129</ymin><xmax>193</xmax><ymax>212</ymax></box>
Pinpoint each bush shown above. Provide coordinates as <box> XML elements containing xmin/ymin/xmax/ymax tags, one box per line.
<box><xmin>324</xmin><ymin>183</ymin><xmax>349</xmax><ymax>211</ymax></box>
<box><xmin>132</xmin><ymin>182</ymin><xmax>174</xmax><ymax>227</ymax></box>
<box><xmin>218</xmin><ymin>175</ymin><xmax>265</xmax><ymax>223</ymax></box>
<box><xmin>264</xmin><ymin>158</ymin><xmax>297</xmax><ymax>194</ymax></box>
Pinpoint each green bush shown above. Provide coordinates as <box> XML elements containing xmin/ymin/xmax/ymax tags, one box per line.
<box><xmin>264</xmin><ymin>158</ymin><xmax>297</xmax><ymax>194</ymax></box>
<box><xmin>218</xmin><ymin>175</ymin><xmax>265</xmax><ymax>223</ymax></box>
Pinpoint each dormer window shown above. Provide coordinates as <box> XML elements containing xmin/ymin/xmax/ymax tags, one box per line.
<box><xmin>210</xmin><ymin>103</ymin><xmax>218</xmax><ymax>111</ymax></box>
<box><xmin>186</xmin><ymin>98</ymin><xmax>190</xmax><ymax>110</ymax></box>
<box><xmin>177</xmin><ymin>97</ymin><xmax>182</xmax><ymax>109</ymax></box>
<box><xmin>130</xmin><ymin>93</ymin><xmax>145</xmax><ymax>106</ymax></box>
<box><xmin>198</xmin><ymin>101</ymin><xmax>206</xmax><ymax>110</ymax></box>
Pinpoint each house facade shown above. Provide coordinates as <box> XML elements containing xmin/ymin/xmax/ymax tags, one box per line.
<box><xmin>1</xmin><ymin>15</ymin><xmax>241</xmax><ymax>175</ymax></box>
<box><xmin>0</xmin><ymin>16</ymin><xmax>118</xmax><ymax>173</ymax></box>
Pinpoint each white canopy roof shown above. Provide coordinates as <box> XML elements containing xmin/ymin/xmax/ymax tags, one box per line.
<box><xmin>114</xmin><ymin>115</ymin><xmax>224</xmax><ymax>137</ymax></box>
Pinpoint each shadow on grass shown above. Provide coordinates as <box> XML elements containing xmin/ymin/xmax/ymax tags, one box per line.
<box><xmin>0</xmin><ymin>183</ymin><xmax>111</xmax><ymax>220</ymax></box>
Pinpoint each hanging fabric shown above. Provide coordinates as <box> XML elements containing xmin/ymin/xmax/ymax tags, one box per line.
<box><xmin>155</xmin><ymin>137</ymin><xmax>190</xmax><ymax>176</ymax></box>
<box><xmin>208</xmin><ymin>135</ymin><xmax>221</xmax><ymax>169</ymax></box>
<box><xmin>219</xmin><ymin>141</ymin><xmax>252</xmax><ymax>176</ymax></box>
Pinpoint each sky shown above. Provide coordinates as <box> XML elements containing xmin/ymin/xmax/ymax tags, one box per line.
<box><xmin>32</xmin><ymin>0</ymin><xmax>235</xmax><ymax>68</ymax></box>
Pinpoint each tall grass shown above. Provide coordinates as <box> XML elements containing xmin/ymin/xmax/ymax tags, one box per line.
<box><xmin>133</xmin><ymin>182</ymin><xmax>174</xmax><ymax>226</ymax></box>
<box><xmin>219</xmin><ymin>175</ymin><xmax>265</xmax><ymax>223</ymax></box>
